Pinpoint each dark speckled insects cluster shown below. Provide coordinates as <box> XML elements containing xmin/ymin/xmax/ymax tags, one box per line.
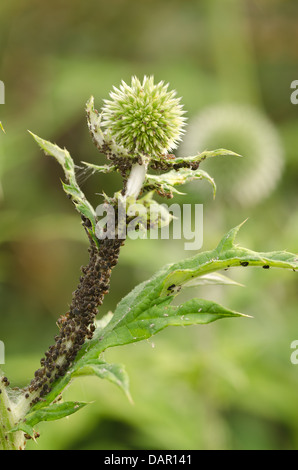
<box><xmin>25</xmin><ymin>219</ymin><xmax>124</xmax><ymax>405</ymax></box>
<box><xmin>149</xmin><ymin>155</ymin><xmax>201</xmax><ymax>173</ymax></box>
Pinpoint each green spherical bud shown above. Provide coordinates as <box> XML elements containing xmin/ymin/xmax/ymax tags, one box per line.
<box><xmin>101</xmin><ymin>76</ymin><xmax>186</xmax><ymax>157</ymax></box>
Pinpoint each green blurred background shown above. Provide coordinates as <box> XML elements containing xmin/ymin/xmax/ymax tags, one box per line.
<box><xmin>1</xmin><ymin>0</ymin><xmax>298</xmax><ymax>450</ymax></box>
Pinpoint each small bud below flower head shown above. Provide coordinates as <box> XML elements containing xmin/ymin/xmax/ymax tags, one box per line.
<box><xmin>101</xmin><ymin>76</ymin><xmax>186</xmax><ymax>158</ymax></box>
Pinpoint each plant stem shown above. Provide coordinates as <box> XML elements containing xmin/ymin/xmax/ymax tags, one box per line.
<box><xmin>0</xmin><ymin>374</ymin><xmax>24</xmax><ymax>450</ymax></box>
<box><xmin>125</xmin><ymin>163</ymin><xmax>148</xmax><ymax>199</ymax></box>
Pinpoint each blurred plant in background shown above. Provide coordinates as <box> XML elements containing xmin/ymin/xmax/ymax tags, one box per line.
<box><xmin>180</xmin><ymin>104</ymin><xmax>284</xmax><ymax>207</ymax></box>
<box><xmin>0</xmin><ymin>0</ymin><xmax>298</xmax><ymax>450</ymax></box>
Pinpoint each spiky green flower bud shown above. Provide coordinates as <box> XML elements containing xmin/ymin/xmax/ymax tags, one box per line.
<box><xmin>101</xmin><ymin>76</ymin><xmax>186</xmax><ymax>157</ymax></box>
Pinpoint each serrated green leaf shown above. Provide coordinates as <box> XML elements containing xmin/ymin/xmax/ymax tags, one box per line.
<box><xmin>145</xmin><ymin>168</ymin><xmax>216</xmax><ymax>197</ymax></box>
<box><xmin>173</xmin><ymin>148</ymin><xmax>242</xmax><ymax>165</ymax></box>
<box><xmin>29</xmin><ymin>132</ymin><xmax>74</xmax><ymax>172</ymax></box>
<box><xmin>89</xmin><ymin>299</ymin><xmax>245</xmax><ymax>351</ymax></box>
<box><xmin>160</xmin><ymin>221</ymin><xmax>298</xmax><ymax>295</ymax></box>
<box><xmin>86</xmin><ymin>96</ymin><xmax>105</xmax><ymax>147</ymax></box>
<box><xmin>29</xmin><ymin>132</ymin><xmax>97</xmax><ymax>238</ymax></box>
<box><xmin>14</xmin><ymin>423</ymin><xmax>35</xmax><ymax>438</ymax></box>
<box><xmin>72</xmin><ymin>360</ymin><xmax>132</xmax><ymax>402</ymax></box>
<box><xmin>84</xmin><ymin>220</ymin><xmax>297</xmax><ymax>357</ymax></box>
<box><xmin>82</xmin><ymin>161</ymin><xmax>117</xmax><ymax>173</ymax></box>
<box><xmin>11</xmin><ymin>402</ymin><xmax>88</xmax><ymax>437</ymax></box>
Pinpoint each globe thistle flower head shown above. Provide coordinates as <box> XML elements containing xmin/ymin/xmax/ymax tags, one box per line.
<box><xmin>101</xmin><ymin>76</ymin><xmax>186</xmax><ymax>157</ymax></box>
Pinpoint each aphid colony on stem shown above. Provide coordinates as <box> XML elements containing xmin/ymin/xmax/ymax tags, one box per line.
<box><xmin>25</xmin><ymin>229</ymin><xmax>124</xmax><ymax>406</ymax></box>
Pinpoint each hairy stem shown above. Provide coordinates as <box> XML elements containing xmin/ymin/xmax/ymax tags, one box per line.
<box><xmin>125</xmin><ymin>163</ymin><xmax>148</xmax><ymax>199</ymax></box>
<box><xmin>0</xmin><ymin>375</ymin><xmax>25</xmax><ymax>450</ymax></box>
